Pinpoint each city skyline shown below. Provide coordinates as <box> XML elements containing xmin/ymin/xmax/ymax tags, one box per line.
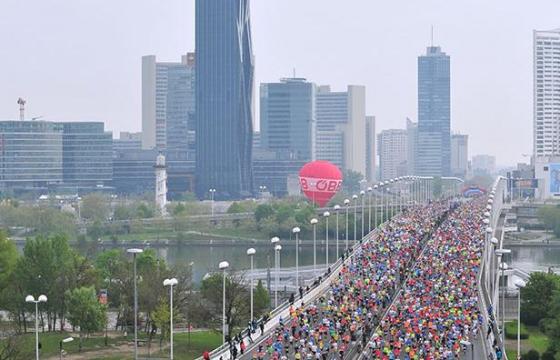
<box><xmin>1</xmin><ymin>0</ymin><xmax>559</xmax><ymax>167</ymax></box>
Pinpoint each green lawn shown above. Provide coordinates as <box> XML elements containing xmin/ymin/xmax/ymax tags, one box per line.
<box><xmin>505</xmin><ymin>324</ymin><xmax>551</xmax><ymax>359</ymax></box>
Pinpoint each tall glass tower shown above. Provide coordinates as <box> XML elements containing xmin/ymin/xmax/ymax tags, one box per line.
<box><xmin>195</xmin><ymin>0</ymin><xmax>254</xmax><ymax>199</ymax></box>
<box><xmin>416</xmin><ymin>46</ymin><xmax>451</xmax><ymax>177</ymax></box>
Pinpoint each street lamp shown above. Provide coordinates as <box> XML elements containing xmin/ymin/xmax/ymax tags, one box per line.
<box><xmin>389</xmin><ymin>179</ymin><xmax>395</xmax><ymax>219</ymax></box>
<box><xmin>259</xmin><ymin>185</ymin><xmax>267</xmax><ymax>198</ymax></box>
<box><xmin>26</xmin><ymin>294</ymin><xmax>47</xmax><ymax>360</ymax></box>
<box><xmin>163</xmin><ymin>278</ymin><xmax>178</xmax><ymax>360</ymax></box>
<box><xmin>59</xmin><ymin>337</ymin><xmax>74</xmax><ymax>360</ymax></box>
<box><xmin>270</xmin><ymin>237</ymin><xmax>280</xmax><ymax>306</ymax></box>
<box><xmin>246</xmin><ymin>248</ymin><xmax>256</xmax><ymax>322</ymax></box>
<box><xmin>209</xmin><ymin>188</ymin><xmax>216</xmax><ymax>218</ymax></box>
<box><xmin>310</xmin><ymin>219</ymin><xmax>318</xmax><ymax>275</ymax></box>
<box><xmin>373</xmin><ymin>185</ymin><xmax>378</xmax><ymax>229</ymax></box>
<box><xmin>292</xmin><ymin>227</ymin><xmax>301</xmax><ymax>290</ymax></box>
<box><xmin>359</xmin><ymin>190</ymin><xmax>365</xmax><ymax>239</ymax></box>
<box><xmin>367</xmin><ymin>187</ymin><xmax>373</xmax><ymax>233</ymax></box>
<box><xmin>323</xmin><ymin>211</ymin><xmax>330</xmax><ymax>266</ymax></box>
<box><xmin>274</xmin><ymin>244</ymin><xmax>282</xmax><ymax>307</ymax></box>
<box><xmin>344</xmin><ymin>199</ymin><xmax>350</xmax><ymax>251</ymax></box>
<box><xmin>352</xmin><ymin>194</ymin><xmax>358</xmax><ymax>242</ymax></box>
<box><xmin>127</xmin><ymin>248</ymin><xmax>143</xmax><ymax>360</ymax></box>
<box><xmin>333</xmin><ymin>205</ymin><xmax>341</xmax><ymax>259</ymax></box>
<box><xmin>496</xmin><ymin>249</ymin><xmax>511</xmax><ymax>343</ymax></box>
<box><xmin>514</xmin><ymin>279</ymin><xmax>526</xmax><ymax>360</ymax></box>
<box><xmin>379</xmin><ymin>183</ymin><xmax>384</xmax><ymax>224</ymax></box>
<box><xmin>218</xmin><ymin>261</ymin><xmax>230</xmax><ymax>343</ymax></box>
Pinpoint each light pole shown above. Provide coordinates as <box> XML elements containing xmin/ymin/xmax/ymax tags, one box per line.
<box><xmin>259</xmin><ymin>185</ymin><xmax>267</xmax><ymax>198</ymax></box>
<box><xmin>344</xmin><ymin>199</ymin><xmax>350</xmax><ymax>251</ymax></box>
<box><xmin>26</xmin><ymin>294</ymin><xmax>47</xmax><ymax>360</ymax></box>
<box><xmin>389</xmin><ymin>179</ymin><xmax>395</xmax><ymax>219</ymax></box>
<box><xmin>460</xmin><ymin>340</ymin><xmax>474</xmax><ymax>360</ymax></box>
<box><xmin>323</xmin><ymin>211</ymin><xmax>330</xmax><ymax>266</ymax></box>
<box><xmin>292</xmin><ymin>227</ymin><xmax>301</xmax><ymax>290</ymax></box>
<box><xmin>218</xmin><ymin>261</ymin><xmax>229</xmax><ymax>343</ymax></box>
<box><xmin>310</xmin><ymin>218</ymin><xmax>318</xmax><ymax>275</ymax></box>
<box><xmin>274</xmin><ymin>244</ymin><xmax>282</xmax><ymax>307</ymax></box>
<box><xmin>209</xmin><ymin>188</ymin><xmax>216</xmax><ymax>218</ymax></box>
<box><xmin>490</xmin><ymin>237</ymin><xmax>499</xmax><ymax>294</ymax></box>
<box><xmin>163</xmin><ymin>278</ymin><xmax>178</xmax><ymax>360</ymax></box>
<box><xmin>514</xmin><ymin>279</ymin><xmax>526</xmax><ymax>360</ymax></box>
<box><xmin>360</xmin><ymin>190</ymin><xmax>365</xmax><ymax>239</ymax></box>
<box><xmin>352</xmin><ymin>194</ymin><xmax>358</xmax><ymax>241</ymax></box>
<box><xmin>373</xmin><ymin>185</ymin><xmax>378</xmax><ymax>228</ymax></box>
<box><xmin>127</xmin><ymin>248</ymin><xmax>143</xmax><ymax>360</ymax></box>
<box><xmin>496</xmin><ymin>250</ymin><xmax>511</xmax><ymax>343</ymax></box>
<box><xmin>367</xmin><ymin>187</ymin><xmax>373</xmax><ymax>233</ymax></box>
<box><xmin>270</xmin><ymin>237</ymin><xmax>280</xmax><ymax>306</ymax></box>
<box><xmin>59</xmin><ymin>337</ymin><xmax>74</xmax><ymax>360</ymax></box>
<box><xmin>246</xmin><ymin>248</ymin><xmax>256</xmax><ymax>322</ymax></box>
<box><xmin>333</xmin><ymin>205</ymin><xmax>340</xmax><ymax>259</ymax></box>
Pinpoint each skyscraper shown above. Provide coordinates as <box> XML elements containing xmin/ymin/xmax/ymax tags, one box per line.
<box><xmin>260</xmin><ymin>78</ymin><xmax>316</xmax><ymax>161</ymax></box>
<box><xmin>451</xmin><ymin>133</ymin><xmax>469</xmax><ymax>179</ymax></box>
<box><xmin>416</xmin><ymin>46</ymin><xmax>451</xmax><ymax>177</ymax></box>
<box><xmin>533</xmin><ymin>29</ymin><xmax>560</xmax><ymax>159</ymax></box>
<box><xmin>142</xmin><ymin>53</ymin><xmax>195</xmax><ymax>158</ymax></box>
<box><xmin>377</xmin><ymin>129</ymin><xmax>408</xmax><ymax>181</ymax></box>
<box><xmin>315</xmin><ymin>85</ymin><xmax>367</xmax><ymax>174</ymax></box>
<box><xmin>195</xmin><ymin>0</ymin><xmax>254</xmax><ymax>199</ymax></box>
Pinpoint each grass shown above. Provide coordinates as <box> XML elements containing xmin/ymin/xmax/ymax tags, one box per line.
<box><xmin>505</xmin><ymin>324</ymin><xmax>551</xmax><ymax>359</ymax></box>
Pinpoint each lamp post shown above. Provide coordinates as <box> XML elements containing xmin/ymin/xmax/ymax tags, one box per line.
<box><xmin>259</xmin><ymin>185</ymin><xmax>267</xmax><ymax>198</ymax></box>
<box><xmin>59</xmin><ymin>337</ymin><xmax>74</xmax><ymax>360</ymax></box>
<box><xmin>26</xmin><ymin>294</ymin><xmax>48</xmax><ymax>360</ymax></box>
<box><xmin>163</xmin><ymin>278</ymin><xmax>178</xmax><ymax>360</ymax></box>
<box><xmin>360</xmin><ymin>190</ymin><xmax>365</xmax><ymax>239</ymax></box>
<box><xmin>460</xmin><ymin>340</ymin><xmax>474</xmax><ymax>360</ymax></box>
<box><xmin>310</xmin><ymin>219</ymin><xmax>318</xmax><ymax>275</ymax></box>
<box><xmin>514</xmin><ymin>279</ymin><xmax>526</xmax><ymax>360</ymax></box>
<box><xmin>274</xmin><ymin>244</ymin><xmax>282</xmax><ymax>307</ymax></box>
<box><xmin>352</xmin><ymin>194</ymin><xmax>358</xmax><ymax>241</ymax></box>
<box><xmin>379</xmin><ymin>183</ymin><xmax>384</xmax><ymax>224</ymax></box>
<box><xmin>323</xmin><ymin>211</ymin><xmax>330</xmax><ymax>266</ymax></box>
<box><xmin>373</xmin><ymin>185</ymin><xmax>378</xmax><ymax>229</ymax></box>
<box><xmin>389</xmin><ymin>179</ymin><xmax>395</xmax><ymax>219</ymax></box>
<box><xmin>496</xmin><ymin>250</ymin><xmax>511</xmax><ymax>343</ymax></box>
<box><xmin>246</xmin><ymin>248</ymin><xmax>256</xmax><ymax>322</ymax></box>
<box><xmin>333</xmin><ymin>205</ymin><xmax>341</xmax><ymax>259</ymax></box>
<box><xmin>344</xmin><ymin>199</ymin><xmax>350</xmax><ymax>251</ymax></box>
<box><xmin>490</xmin><ymin>237</ymin><xmax>499</xmax><ymax>294</ymax></box>
<box><xmin>270</xmin><ymin>237</ymin><xmax>280</xmax><ymax>306</ymax></box>
<box><xmin>292</xmin><ymin>227</ymin><xmax>301</xmax><ymax>290</ymax></box>
<box><xmin>367</xmin><ymin>187</ymin><xmax>373</xmax><ymax>233</ymax></box>
<box><xmin>218</xmin><ymin>261</ymin><xmax>229</xmax><ymax>343</ymax></box>
<box><xmin>127</xmin><ymin>248</ymin><xmax>143</xmax><ymax>360</ymax></box>
<box><xmin>209</xmin><ymin>188</ymin><xmax>216</xmax><ymax>218</ymax></box>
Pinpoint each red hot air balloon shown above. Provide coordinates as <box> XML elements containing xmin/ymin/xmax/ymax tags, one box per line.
<box><xmin>299</xmin><ymin>160</ymin><xmax>343</xmax><ymax>206</ymax></box>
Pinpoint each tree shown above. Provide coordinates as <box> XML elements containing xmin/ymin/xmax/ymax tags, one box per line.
<box><xmin>538</xmin><ymin>206</ymin><xmax>560</xmax><ymax>237</ymax></box>
<box><xmin>151</xmin><ymin>300</ymin><xmax>171</xmax><ymax>349</ymax></box>
<box><xmin>136</xmin><ymin>203</ymin><xmax>155</xmax><ymax>219</ymax></box>
<box><xmin>80</xmin><ymin>193</ymin><xmax>109</xmax><ymax>221</ymax></box>
<box><xmin>254</xmin><ymin>204</ymin><xmax>275</xmax><ymax>224</ymax></box>
<box><xmin>66</xmin><ymin>286</ymin><xmax>107</xmax><ymax>351</ymax></box>
<box><xmin>113</xmin><ymin>205</ymin><xmax>134</xmax><ymax>220</ymax></box>
<box><xmin>172</xmin><ymin>203</ymin><xmax>187</xmax><ymax>216</ymax></box>
<box><xmin>342</xmin><ymin>170</ymin><xmax>364</xmax><ymax>194</ymax></box>
<box><xmin>521</xmin><ymin>272</ymin><xmax>560</xmax><ymax>325</ymax></box>
<box><xmin>227</xmin><ymin>202</ymin><xmax>246</xmax><ymax>214</ymax></box>
<box><xmin>523</xmin><ymin>349</ymin><xmax>540</xmax><ymax>360</ymax></box>
<box><xmin>253</xmin><ymin>280</ymin><xmax>270</xmax><ymax>318</ymax></box>
<box><xmin>0</xmin><ymin>231</ymin><xmax>18</xmax><ymax>293</ymax></box>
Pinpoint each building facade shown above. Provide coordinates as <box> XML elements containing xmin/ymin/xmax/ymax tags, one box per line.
<box><xmin>142</xmin><ymin>53</ymin><xmax>195</xmax><ymax>157</ymax></box>
<box><xmin>365</xmin><ymin>116</ymin><xmax>376</xmax><ymax>181</ymax></box>
<box><xmin>60</xmin><ymin>122</ymin><xmax>113</xmax><ymax>190</ymax></box>
<box><xmin>260</xmin><ymin>78</ymin><xmax>316</xmax><ymax>161</ymax></box>
<box><xmin>451</xmin><ymin>133</ymin><xmax>469</xmax><ymax>179</ymax></box>
<box><xmin>377</xmin><ymin>129</ymin><xmax>408</xmax><ymax>181</ymax></box>
<box><xmin>533</xmin><ymin>29</ymin><xmax>560</xmax><ymax>159</ymax></box>
<box><xmin>416</xmin><ymin>46</ymin><xmax>451</xmax><ymax>177</ymax></box>
<box><xmin>471</xmin><ymin>154</ymin><xmax>496</xmax><ymax>176</ymax></box>
<box><xmin>406</xmin><ymin>118</ymin><xmax>418</xmax><ymax>176</ymax></box>
<box><xmin>195</xmin><ymin>0</ymin><xmax>254</xmax><ymax>199</ymax></box>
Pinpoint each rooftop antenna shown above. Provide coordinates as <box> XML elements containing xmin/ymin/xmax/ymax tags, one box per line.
<box><xmin>17</xmin><ymin>98</ymin><xmax>26</xmax><ymax>121</ymax></box>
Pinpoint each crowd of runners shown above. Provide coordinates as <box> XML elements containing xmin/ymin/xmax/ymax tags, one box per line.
<box><xmin>363</xmin><ymin>198</ymin><xmax>486</xmax><ymax>359</ymax></box>
<box><xmin>241</xmin><ymin>202</ymin><xmax>450</xmax><ymax>360</ymax></box>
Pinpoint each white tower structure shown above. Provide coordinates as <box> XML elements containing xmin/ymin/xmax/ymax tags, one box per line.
<box><xmin>155</xmin><ymin>153</ymin><xmax>168</xmax><ymax>216</ymax></box>
<box><xmin>17</xmin><ymin>98</ymin><xmax>26</xmax><ymax>121</ymax></box>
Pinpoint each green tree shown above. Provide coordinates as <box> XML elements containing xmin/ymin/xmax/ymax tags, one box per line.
<box><xmin>253</xmin><ymin>280</ymin><xmax>270</xmax><ymax>318</ymax></box>
<box><xmin>80</xmin><ymin>193</ymin><xmax>109</xmax><ymax>221</ymax></box>
<box><xmin>254</xmin><ymin>204</ymin><xmax>275</xmax><ymax>224</ymax></box>
<box><xmin>66</xmin><ymin>286</ymin><xmax>107</xmax><ymax>351</ymax></box>
<box><xmin>113</xmin><ymin>205</ymin><xmax>134</xmax><ymax>220</ymax></box>
<box><xmin>523</xmin><ymin>349</ymin><xmax>540</xmax><ymax>360</ymax></box>
<box><xmin>152</xmin><ymin>300</ymin><xmax>172</xmax><ymax>348</ymax></box>
<box><xmin>172</xmin><ymin>203</ymin><xmax>187</xmax><ymax>216</ymax></box>
<box><xmin>136</xmin><ymin>203</ymin><xmax>155</xmax><ymax>219</ymax></box>
<box><xmin>227</xmin><ymin>202</ymin><xmax>246</xmax><ymax>214</ymax></box>
<box><xmin>0</xmin><ymin>231</ymin><xmax>17</xmax><ymax>292</ymax></box>
<box><xmin>521</xmin><ymin>272</ymin><xmax>560</xmax><ymax>326</ymax></box>
<box><xmin>342</xmin><ymin>170</ymin><xmax>364</xmax><ymax>194</ymax></box>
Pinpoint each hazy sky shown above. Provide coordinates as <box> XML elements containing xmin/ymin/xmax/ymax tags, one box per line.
<box><xmin>1</xmin><ymin>0</ymin><xmax>559</xmax><ymax>166</ymax></box>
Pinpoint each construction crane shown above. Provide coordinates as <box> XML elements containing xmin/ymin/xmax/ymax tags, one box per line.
<box><xmin>17</xmin><ymin>98</ymin><xmax>26</xmax><ymax>121</ymax></box>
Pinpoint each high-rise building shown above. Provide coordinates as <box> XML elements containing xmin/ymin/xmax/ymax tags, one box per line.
<box><xmin>142</xmin><ymin>53</ymin><xmax>195</xmax><ymax>157</ymax></box>
<box><xmin>113</xmin><ymin>132</ymin><xmax>142</xmax><ymax>155</ymax></box>
<box><xmin>365</xmin><ymin>116</ymin><xmax>376</xmax><ymax>181</ymax></box>
<box><xmin>471</xmin><ymin>154</ymin><xmax>496</xmax><ymax>176</ymax></box>
<box><xmin>533</xmin><ymin>29</ymin><xmax>560</xmax><ymax>159</ymax></box>
<box><xmin>260</xmin><ymin>78</ymin><xmax>316</xmax><ymax>161</ymax></box>
<box><xmin>195</xmin><ymin>0</ymin><xmax>254</xmax><ymax>199</ymax></box>
<box><xmin>377</xmin><ymin>129</ymin><xmax>408</xmax><ymax>181</ymax></box>
<box><xmin>315</xmin><ymin>85</ymin><xmax>367</xmax><ymax>175</ymax></box>
<box><xmin>416</xmin><ymin>46</ymin><xmax>451</xmax><ymax>177</ymax></box>
<box><xmin>406</xmin><ymin>118</ymin><xmax>418</xmax><ymax>176</ymax></box>
<box><xmin>451</xmin><ymin>133</ymin><xmax>469</xmax><ymax>179</ymax></box>
<box><xmin>60</xmin><ymin>122</ymin><xmax>113</xmax><ymax>189</ymax></box>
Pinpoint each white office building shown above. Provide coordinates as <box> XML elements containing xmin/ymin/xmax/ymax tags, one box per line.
<box><xmin>451</xmin><ymin>133</ymin><xmax>469</xmax><ymax>179</ymax></box>
<box><xmin>377</xmin><ymin>129</ymin><xmax>407</xmax><ymax>181</ymax></box>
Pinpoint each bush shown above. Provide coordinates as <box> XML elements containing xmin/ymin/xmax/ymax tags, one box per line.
<box><xmin>505</xmin><ymin>320</ymin><xmax>530</xmax><ymax>340</ymax></box>
<box><xmin>523</xmin><ymin>349</ymin><xmax>540</xmax><ymax>360</ymax></box>
<box><xmin>541</xmin><ymin>348</ymin><xmax>556</xmax><ymax>360</ymax></box>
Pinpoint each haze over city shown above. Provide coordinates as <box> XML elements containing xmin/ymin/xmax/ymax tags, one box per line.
<box><xmin>1</xmin><ymin>0</ymin><xmax>559</xmax><ymax>166</ymax></box>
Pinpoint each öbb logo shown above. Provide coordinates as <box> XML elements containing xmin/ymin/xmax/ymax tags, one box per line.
<box><xmin>300</xmin><ymin>177</ymin><xmax>342</xmax><ymax>192</ymax></box>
